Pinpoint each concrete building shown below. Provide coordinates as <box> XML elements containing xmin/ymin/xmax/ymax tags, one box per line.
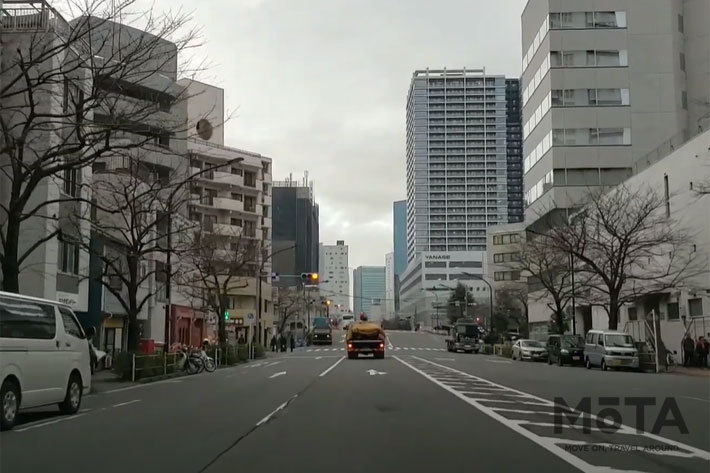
<box><xmin>177</xmin><ymin>79</ymin><xmax>274</xmax><ymax>346</ymax></box>
<box><xmin>405</xmin><ymin>68</ymin><xmax>521</xmax><ymax>262</ymax></box>
<box><xmin>384</xmin><ymin>252</ymin><xmax>396</xmax><ymax>319</ymax></box>
<box><xmin>487</xmin><ymin>223</ymin><xmax>526</xmax><ymax>307</ymax></box>
<box><xmin>521</xmin><ymin>0</ymin><xmax>710</xmax><ymax>229</ymax></box>
<box><xmin>272</xmin><ymin>174</ymin><xmax>319</xmax><ymax>285</ymax></box>
<box><xmin>575</xmin><ymin>131</ymin><xmax>707</xmax><ymax>358</ymax></box>
<box><xmin>353</xmin><ymin>266</ymin><xmax>385</xmax><ymax>318</ymax></box>
<box><xmin>318</xmin><ymin>240</ymin><xmax>350</xmax><ymax>311</ymax></box>
<box><xmin>0</xmin><ymin>2</ymin><xmax>92</xmax><ymax>315</ymax></box>
<box><xmin>399</xmin><ymin>251</ymin><xmax>487</xmax><ymax>327</ymax></box>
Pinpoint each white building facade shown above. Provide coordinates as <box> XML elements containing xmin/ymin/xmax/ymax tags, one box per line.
<box><xmin>318</xmin><ymin>240</ymin><xmax>350</xmax><ymax>312</ymax></box>
<box><xmin>399</xmin><ymin>251</ymin><xmax>487</xmax><ymax>327</ymax></box>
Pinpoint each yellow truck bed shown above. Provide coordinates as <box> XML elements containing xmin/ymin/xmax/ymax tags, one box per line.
<box><xmin>346</xmin><ymin>322</ymin><xmax>385</xmax><ymax>341</ymax></box>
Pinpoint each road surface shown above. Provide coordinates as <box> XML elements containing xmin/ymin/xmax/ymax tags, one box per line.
<box><xmin>2</xmin><ymin>330</ymin><xmax>708</xmax><ymax>473</ymax></box>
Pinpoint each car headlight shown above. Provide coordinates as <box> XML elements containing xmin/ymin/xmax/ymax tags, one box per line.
<box><xmin>326</xmin><ymin>334</ymin><xmax>331</xmax><ymax>338</ymax></box>
<box><xmin>560</xmin><ymin>349</ymin><xmax>569</xmax><ymax>354</ymax></box>
<box><xmin>522</xmin><ymin>350</ymin><xmax>530</xmax><ymax>355</ymax></box>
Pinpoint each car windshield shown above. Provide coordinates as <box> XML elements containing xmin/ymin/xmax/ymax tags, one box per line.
<box><xmin>456</xmin><ymin>324</ymin><xmax>479</xmax><ymax>337</ymax></box>
<box><xmin>561</xmin><ymin>336</ymin><xmax>585</xmax><ymax>348</ymax></box>
<box><xmin>605</xmin><ymin>334</ymin><xmax>634</xmax><ymax>348</ymax></box>
<box><xmin>521</xmin><ymin>340</ymin><xmax>544</xmax><ymax>348</ymax></box>
<box><xmin>312</xmin><ymin>318</ymin><xmax>329</xmax><ymax>329</ymax></box>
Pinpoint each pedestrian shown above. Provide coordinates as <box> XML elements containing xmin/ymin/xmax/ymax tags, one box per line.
<box><xmin>682</xmin><ymin>335</ymin><xmax>695</xmax><ymax>367</ymax></box>
<box><xmin>695</xmin><ymin>336</ymin><xmax>708</xmax><ymax>368</ymax></box>
<box><xmin>280</xmin><ymin>335</ymin><xmax>287</xmax><ymax>352</ymax></box>
<box><xmin>290</xmin><ymin>333</ymin><xmax>295</xmax><ymax>352</ymax></box>
<box><xmin>270</xmin><ymin>335</ymin><xmax>277</xmax><ymax>352</ymax></box>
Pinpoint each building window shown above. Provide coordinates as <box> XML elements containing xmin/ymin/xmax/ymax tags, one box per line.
<box><xmin>424</xmin><ymin>261</ymin><xmax>447</xmax><ymax>268</ymax></box>
<box><xmin>494</xmin><ymin>271</ymin><xmax>520</xmax><ymax>281</ymax></box>
<box><xmin>681</xmin><ymin>91</ymin><xmax>688</xmax><ymax>110</ymax></box>
<box><xmin>678</xmin><ymin>14</ymin><xmax>684</xmax><ymax>33</ymax></box>
<box><xmin>680</xmin><ymin>52</ymin><xmax>686</xmax><ymax>72</ymax></box>
<box><xmin>688</xmin><ymin>298</ymin><xmax>703</xmax><ymax>317</ymax></box>
<box><xmin>62</xmin><ymin>168</ymin><xmax>79</xmax><ymax>197</ymax></box>
<box><xmin>664</xmin><ymin>175</ymin><xmax>670</xmax><ymax>217</ymax></box>
<box><xmin>550</xmin><ymin>49</ymin><xmax>627</xmax><ymax>67</ymax></box>
<box><xmin>58</xmin><ymin>235</ymin><xmax>80</xmax><ymax>275</ymax></box>
<box><xmin>552</xmin><ymin>128</ymin><xmax>631</xmax><ymax>146</ymax></box>
<box><xmin>667</xmin><ymin>302</ymin><xmax>679</xmax><ymax>320</ymax></box>
<box><xmin>549</xmin><ymin>11</ymin><xmax>626</xmax><ymax>29</ymax></box>
<box><xmin>627</xmin><ymin>307</ymin><xmax>637</xmax><ymax>321</ymax></box>
<box><xmin>494</xmin><ymin>252</ymin><xmax>520</xmax><ymax>263</ymax></box>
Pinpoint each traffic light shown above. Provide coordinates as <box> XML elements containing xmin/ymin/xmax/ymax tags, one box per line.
<box><xmin>300</xmin><ymin>272</ymin><xmax>319</xmax><ymax>283</ymax></box>
<box><xmin>326</xmin><ymin>300</ymin><xmax>331</xmax><ymax>306</ymax></box>
<box><xmin>224</xmin><ymin>311</ymin><xmax>230</xmax><ymax>321</ymax></box>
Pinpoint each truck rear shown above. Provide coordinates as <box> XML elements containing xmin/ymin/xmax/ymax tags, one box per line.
<box><xmin>346</xmin><ymin>322</ymin><xmax>386</xmax><ymax>359</ymax></box>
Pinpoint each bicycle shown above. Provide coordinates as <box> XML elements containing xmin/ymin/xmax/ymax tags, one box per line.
<box><xmin>665</xmin><ymin>351</ymin><xmax>677</xmax><ymax>372</ymax></box>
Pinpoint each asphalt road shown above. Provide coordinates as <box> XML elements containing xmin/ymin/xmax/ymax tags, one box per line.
<box><xmin>1</xmin><ymin>330</ymin><xmax>708</xmax><ymax>473</ymax></box>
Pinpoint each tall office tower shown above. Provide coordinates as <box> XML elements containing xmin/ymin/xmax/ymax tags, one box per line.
<box><xmin>318</xmin><ymin>240</ymin><xmax>350</xmax><ymax>311</ymax></box>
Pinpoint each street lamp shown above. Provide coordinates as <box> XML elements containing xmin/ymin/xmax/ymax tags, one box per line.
<box><xmin>461</xmin><ymin>272</ymin><xmax>493</xmax><ymax>332</ymax></box>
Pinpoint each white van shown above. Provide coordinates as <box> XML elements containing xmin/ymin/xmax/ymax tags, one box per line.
<box><xmin>0</xmin><ymin>291</ymin><xmax>94</xmax><ymax>430</ymax></box>
<box><xmin>584</xmin><ymin>329</ymin><xmax>639</xmax><ymax>371</ymax></box>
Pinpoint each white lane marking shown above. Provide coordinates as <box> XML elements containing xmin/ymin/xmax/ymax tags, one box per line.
<box><xmin>403</xmin><ymin>347</ymin><xmax>409</xmax><ymax>350</ymax></box>
<box><xmin>264</xmin><ymin>361</ymin><xmax>282</xmax><ymax>367</ymax></box>
<box><xmin>366</xmin><ymin>369</ymin><xmax>386</xmax><ymax>376</ymax></box>
<box><xmin>112</xmin><ymin>399</ymin><xmax>141</xmax><ymax>408</ymax></box>
<box><xmin>487</xmin><ymin>359</ymin><xmax>513</xmax><ymax>364</ymax></box>
<box><xmin>435</xmin><ymin>357</ymin><xmax>455</xmax><ymax>361</ymax></box>
<box><xmin>319</xmin><ymin>356</ymin><xmax>345</xmax><ymax>377</ymax></box>
<box><xmin>255</xmin><ymin>395</ymin><xmax>297</xmax><ymax>426</ymax></box>
<box><xmin>315</xmin><ymin>348</ymin><xmax>322</xmax><ymax>352</ymax></box>
<box><xmin>315</xmin><ymin>356</ymin><xmax>322</xmax><ymax>360</ymax></box>
<box><xmin>165</xmin><ymin>379</ymin><xmax>182</xmax><ymax>383</ymax></box>
<box><xmin>14</xmin><ymin>413</ymin><xmax>87</xmax><ymax>432</ymax></box>
<box><xmin>387</xmin><ymin>335</ymin><xmax>395</xmax><ymax>350</ymax></box>
<box><xmin>680</xmin><ymin>396</ymin><xmax>710</xmax><ymax>404</ymax></box>
<box><xmin>405</xmin><ymin>356</ymin><xmax>710</xmax><ymax>466</ymax></box>
<box><xmin>269</xmin><ymin>371</ymin><xmax>287</xmax><ymax>379</ymax></box>
<box><xmin>306</xmin><ymin>349</ymin><xmax>313</xmax><ymax>352</ymax></box>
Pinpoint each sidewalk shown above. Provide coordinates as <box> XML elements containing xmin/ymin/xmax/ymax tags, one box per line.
<box><xmin>669</xmin><ymin>366</ymin><xmax>710</xmax><ymax>377</ymax></box>
<box><xmin>90</xmin><ymin>369</ymin><xmax>136</xmax><ymax>393</ymax></box>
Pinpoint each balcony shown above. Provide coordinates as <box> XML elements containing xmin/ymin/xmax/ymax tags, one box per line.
<box><xmin>1</xmin><ymin>1</ymin><xmax>68</xmax><ymax>32</ymax></box>
<box><xmin>214</xmin><ymin>171</ymin><xmax>244</xmax><ymax>187</ymax></box>
<box><xmin>261</xmin><ymin>194</ymin><xmax>272</xmax><ymax>206</ymax></box>
<box><xmin>212</xmin><ymin>222</ymin><xmax>243</xmax><ymax>237</ymax></box>
<box><xmin>213</xmin><ymin>197</ymin><xmax>243</xmax><ymax>212</ymax></box>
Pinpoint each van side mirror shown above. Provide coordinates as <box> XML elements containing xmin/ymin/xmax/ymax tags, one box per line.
<box><xmin>84</xmin><ymin>326</ymin><xmax>96</xmax><ymax>338</ymax></box>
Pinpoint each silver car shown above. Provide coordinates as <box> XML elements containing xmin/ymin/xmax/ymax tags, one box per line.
<box><xmin>511</xmin><ymin>339</ymin><xmax>548</xmax><ymax>361</ymax></box>
<box><xmin>584</xmin><ymin>330</ymin><xmax>639</xmax><ymax>370</ymax></box>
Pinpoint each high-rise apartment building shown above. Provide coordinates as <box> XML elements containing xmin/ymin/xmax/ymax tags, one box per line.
<box><xmin>521</xmin><ymin>0</ymin><xmax>709</xmax><ymax>227</ymax></box>
<box><xmin>318</xmin><ymin>240</ymin><xmax>350</xmax><ymax>311</ymax></box>
<box><xmin>353</xmin><ymin>266</ymin><xmax>385</xmax><ymax>318</ymax></box>
<box><xmin>272</xmin><ymin>175</ymin><xmax>319</xmax><ymax>284</ymax></box>
<box><xmin>405</xmin><ymin>68</ymin><xmax>521</xmax><ymax>262</ymax></box>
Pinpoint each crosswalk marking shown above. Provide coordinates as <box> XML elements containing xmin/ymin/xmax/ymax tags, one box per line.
<box><xmin>300</xmin><ymin>346</ymin><xmax>444</xmax><ymax>353</ymax></box>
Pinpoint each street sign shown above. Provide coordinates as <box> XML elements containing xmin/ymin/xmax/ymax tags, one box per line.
<box><xmin>247</xmin><ymin>313</ymin><xmax>255</xmax><ymax>325</ymax></box>
<box><xmin>272</xmin><ymin>272</ymin><xmax>280</xmax><ymax>281</ymax></box>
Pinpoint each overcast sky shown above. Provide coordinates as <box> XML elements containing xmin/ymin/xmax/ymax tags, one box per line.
<box><xmin>132</xmin><ymin>0</ymin><xmax>527</xmax><ymax>270</ymax></box>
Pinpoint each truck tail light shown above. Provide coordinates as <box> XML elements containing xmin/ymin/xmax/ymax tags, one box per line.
<box><xmin>347</xmin><ymin>343</ymin><xmax>353</xmax><ymax>349</ymax></box>
<box><xmin>379</xmin><ymin>342</ymin><xmax>384</xmax><ymax>349</ymax></box>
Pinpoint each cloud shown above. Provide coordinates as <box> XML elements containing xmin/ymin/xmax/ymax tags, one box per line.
<box><xmin>132</xmin><ymin>0</ymin><xmax>527</xmax><ymax>269</ymax></box>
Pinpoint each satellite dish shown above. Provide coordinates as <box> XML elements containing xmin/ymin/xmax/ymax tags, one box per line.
<box><xmin>196</xmin><ymin>119</ymin><xmax>213</xmax><ymax>140</ymax></box>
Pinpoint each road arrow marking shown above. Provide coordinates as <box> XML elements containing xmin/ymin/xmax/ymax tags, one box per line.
<box><xmin>367</xmin><ymin>369</ymin><xmax>386</xmax><ymax>376</ymax></box>
<box><xmin>269</xmin><ymin>371</ymin><xmax>287</xmax><ymax>379</ymax></box>
<box><xmin>315</xmin><ymin>356</ymin><xmax>322</xmax><ymax>360</ymax></box>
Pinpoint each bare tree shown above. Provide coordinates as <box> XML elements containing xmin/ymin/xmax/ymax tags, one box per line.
<box><xmin>70</xmin><ymin>149</ymin><xmax>205</xmax><ymax>351</ymax></box>
<box><xmin>0</xmin><ymin>0</ymin><xmax>202</xmax><ymax>292</ymax></box>
<box><xmin>516</xmin><ymin>232</ymin><xmax>575</xmax><ymax>334</ymax></box>
<box><xmin>179</xmin><ymin>225</ymin><xmax>258</xmax><ymax>350</ymax></box>
<box><xmin>546</xmin><ymin>184</ymin><xmax>698</xmax><ymax>330</ymax></box>
<box><xmin>495</xmin><ymin>285</ymin><xmax>529</xmax><ymax>335</ymax></box>
<box><xmin>275</xmin><ymin>286</ymin><xmax>304</xmax><ymax>335</ymax></box>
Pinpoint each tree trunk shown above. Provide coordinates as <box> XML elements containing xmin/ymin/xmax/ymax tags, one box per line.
<box><xmin>1</xmin><ymin>217</ymin><xmax>21</xmax><ymax>293</ymax></box>
<box><xmin>608</xmin><ymin>296</ymin><xmax>620</xmax><ymax>330</ymax></box>
<box><xmin>126</xmin><ymin>312</ymin><xmax>141</xmax><ymax>352</ymax></box>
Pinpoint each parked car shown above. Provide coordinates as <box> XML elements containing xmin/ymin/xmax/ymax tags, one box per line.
<box><xmin>584</xmin><ymin>330</ymin><xmax>639</xmax><ymax>371</ymax></box>
<box><xmin>0</xmin><ymin>291</ymin><xmax>94</xmax><ymax>430</ymax></box>
<box><xmin>547</xmin><ymin>334</ymin><xmax>585</xmax><ymax>366</ymax></box>
<box><xmin>511</xmin><ymin>339</ymin><xmax>548</xmax><ymax>361</ymax></box>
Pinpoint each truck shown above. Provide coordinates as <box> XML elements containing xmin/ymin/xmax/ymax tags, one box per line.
<box><xmin>346</xmin><ymin>321</ymin><xmax>386</xmax><ymax>359</ymax></box>
<box><xmin>446</xmin><ymin>318</ymin><xmax>484</xmax><ymax>353</ymax></box>
<box><xmin>308</xmin><ymin>317</ymin><xmax>333</xmax><ymax>345</ymax></box>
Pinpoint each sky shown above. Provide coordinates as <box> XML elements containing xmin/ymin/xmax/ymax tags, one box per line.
<box><xmin>102</xmin><ymin>0</ymin><xmax>528</xmax><ymax>270</ymax></box>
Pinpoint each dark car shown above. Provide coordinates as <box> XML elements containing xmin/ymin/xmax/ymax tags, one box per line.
<box><xmin>547</xmin><ymin>334</ymin><xmax>585</xmax><ymax>366</ymax></box>
<box><xmin>309</xmin><ymin>317</ymin><xmax>333</xmax><ymax>345</ymax></box>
